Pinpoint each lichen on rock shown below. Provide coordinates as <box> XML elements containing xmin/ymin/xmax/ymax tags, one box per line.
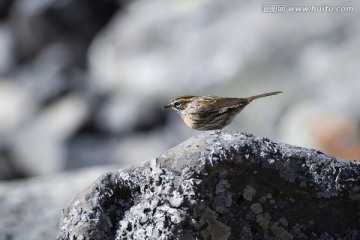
<box><xmin>57</xmin><ymin>131</ymin><xmax>360</xmax><ymax>240</ymax></box>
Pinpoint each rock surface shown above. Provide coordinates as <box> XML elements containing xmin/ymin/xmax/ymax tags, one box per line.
<box><xmin>57</xmin><ymin>131</ymin><xmax>360</xmax><ymax>240</ymax></box>
<box><xmin>0</xmin><ymin>165</ymin><xmax>116</xmax><ymax>240</ymax></box>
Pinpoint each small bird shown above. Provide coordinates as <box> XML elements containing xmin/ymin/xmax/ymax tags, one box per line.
<box><xmin>163</xmin><ymin>91</ymin><xmax>282</xmax><ymax>130</ymax></box>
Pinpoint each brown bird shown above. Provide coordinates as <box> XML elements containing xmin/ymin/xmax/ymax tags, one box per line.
<box><xmin>163</xmin><ymin>91</ymin><xmax>282</xmax><ymax>130</ymax></box>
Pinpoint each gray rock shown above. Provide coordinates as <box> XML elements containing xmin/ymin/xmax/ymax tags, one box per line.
<box><xmin>9</xmin><ymin>0</ymin><xmax>119</xmax><ymax>65</ymax></box>
<box><xmin>57</xmin><ymin>131</ymin><xmax>360</xmax><ymax>239</ymax></box>
<box><xmin>95</xmin><ymin>95</ymin><xmax>164</xmax><ymax>134</ymax></box>
<box><xmin>10</xmin><ymin>95</ymin><xmax>89</xmax><ymax>175</ymax></box>
<box><xmin>0</xmin><ymin>165</ymin><xmax>116</xmax><ymax>240</ymax></box>
<box><xmin>89</xmin><ymin>0</ymin><xmax>255</xmax><ymax>95</ymax></box>
<box><xmin>0</xmin><ymin>82</ymin><xmax>34</xmax><ymax>136</ymax></box>
<box><xmin>0</xmin><ymin>0</ymin><xmax>122</xmax><ymax>179</ymax></box>
<box><xmin>0</xmin><ymin>23</ymin><xmax>14</xmax><ymax>74</ymax></box>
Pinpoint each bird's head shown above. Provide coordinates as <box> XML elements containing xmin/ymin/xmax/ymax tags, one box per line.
<box><xmin>163</xmin><ymin>96</ymin><xmax>196</xmax><ymax>114</ymax></box>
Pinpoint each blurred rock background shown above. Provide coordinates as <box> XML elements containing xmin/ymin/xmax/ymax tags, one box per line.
<box><xmin>0</xmin><ymin>0</ymin><xmax>359</xmax><ymax>238</ymax></box>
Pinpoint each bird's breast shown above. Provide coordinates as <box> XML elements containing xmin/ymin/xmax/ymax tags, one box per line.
<box><xmin>182</xmin><ymin>113</ymin><xmax>196</xmax><ymax>128</ymax></box>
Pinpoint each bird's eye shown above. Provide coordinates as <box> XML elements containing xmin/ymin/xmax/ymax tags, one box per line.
<box><xmin>174</xmin><ymin>102</ymin><xmax>182</xmax><ymax>108</ymax></box>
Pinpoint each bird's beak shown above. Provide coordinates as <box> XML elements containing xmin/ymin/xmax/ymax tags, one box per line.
<box><xmin>162</xmin><ymin>104</ymin><xmax>172</xmax><ymax>109</ymax></box>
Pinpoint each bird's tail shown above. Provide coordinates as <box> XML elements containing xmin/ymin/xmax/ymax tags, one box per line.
<box><xmin>247</xmin><ymin>91</ymin><xmax>282</xmax><ymax>102</ymax></box>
